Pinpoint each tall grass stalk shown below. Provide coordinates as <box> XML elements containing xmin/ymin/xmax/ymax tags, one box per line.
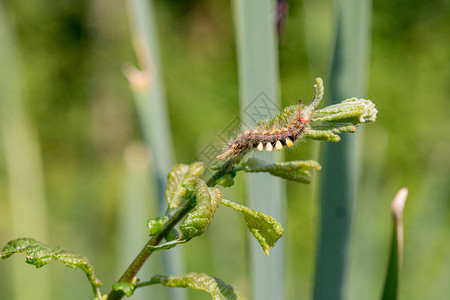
<box><xmin>0</xmin><ymin>4</ymin><xmax>50</xmax><ymax>300</ymax></box>
<box><xmin>232</xmin><ymin>1</ymin><xmax>285</xmax><ymax>299</ymax></box>
<box><xmin>313</xmin><ymin>0</ymin><xmax>372</xmax><ymax>299</ymax></box>
<box><xmin>349</xmin><ymin>129</ymin><xmax>388</xmax><ymax>299</ymax></box>
<box><xmin>381</xmin><ymin>188</ymin><xmax>407</xmax><ymax>300</ymax></box>
<box><xmin>116</xmin><ymin>143</ymin><xmax>154</xmax><ymax>300</ymax></box>
<box><xmin>124</xmin><ymin>1</ymin><xmax>185</xmax><ymax>299</ymax></box>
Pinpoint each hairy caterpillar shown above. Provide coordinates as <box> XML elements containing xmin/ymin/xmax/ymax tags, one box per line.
<box><xmin>217</xmin><ymin>78</ymin><xmax>324</xmax><ymax>160</ymax></box>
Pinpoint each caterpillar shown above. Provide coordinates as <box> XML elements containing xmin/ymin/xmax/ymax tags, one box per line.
<box><xmin>217</xmin><ymin>78</ymin><xmax>324</xmax><ymax>160</ymax></box>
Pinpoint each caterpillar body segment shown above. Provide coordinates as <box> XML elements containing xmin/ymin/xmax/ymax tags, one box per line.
<box><xmin>216</xmin><ymin>77</ymin><xmax>323</xmax><ymax>160</ymax></box>
<box><xmin>216</xmin><ymin>107</ymin><xmax>310</xmax><ymax>159</ymax></box>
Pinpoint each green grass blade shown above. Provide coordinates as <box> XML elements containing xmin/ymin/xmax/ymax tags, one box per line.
<box><xmin>126</xmin><ymin>0</ymin><xmax>175</xmax><ymax>205</ymax></box>
<box><xmin>232</xmin><ymin>0</ymin><xmax>285</xmax><ymax>299</ymax></box>
<box><xmin>381</xmin><ymin>226</ymin><xmax>399</xmax><ymax>300</ymax></box>
<box><xmin>125</xmin><ymin>1</ymin><xmax>185</xmax><ymax>299</ymax></box>
<box><xmin>117</xmin><ymin>143</ymin><xmax>155</xmax><ymax>300</ymax></box>
<box><xmin>0</xmin><ymin>4</ymin><xmax>50</xmax><ymax>300</ymax></box>
<box><xmin>313</xmin><ymin>0</ymin><xmax>372</xmax><ymax>299</ymax></box>
<box><xmin>381</xmin><ymin>188</ymin><xmax>407</xmax><ymax>300</ymax></box>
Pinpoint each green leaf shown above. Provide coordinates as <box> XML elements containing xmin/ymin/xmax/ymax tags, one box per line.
<box><xmin>180</xmin><ymin>179</ymin><xmax>222</xmax><ymax>240</ymax></box>
<box><xmin>240</xmin><ymin>157</ymin><xmax>321</xmax><ymax>184</ymax></box>
<box><xmin>216</xmin><ymin>173</ymin><xmax>235</xmax><ymax>187</ymax></box>
<box><xmin>382</xmin><ymin>188</ymin><xmax>408</xmax><ymax>300</ymax></box>
<box><xmin>147</xmin><ymin>216</ymin><xmax>169</xmax><ymax>236</ymax></box>
<box><xmin>165</xmin><ymin>228</ymin><xmax>179</xmax><ymax>242</ymax></box>
<box><xmin>166</xmin><ymin>162</ymin><xmax>204</xmax><ymax>209</ymax></box>
<box><xmin>148</xmin><ymin>180</ymin><xmax>222</xmax><ymax>253</ymax></box>
<box><xmin>1</xmin><ymin>238</ymin><xmax>102</xmax><ymax>297</ymax></box>
<box><xmin>304</xmin><ymin>124</ymin><xmax>358</xmax><ymax>142</ymax></box>
<box><xmin>302</xmin><ymin>98</ymin><xmax>377</xmax><ymax>143</ymax></box>
<box><xmin>312</xmin><ymin>98</ymin><xmax>377</xmax><ymax>124</ymax></box>
<box><xmin>220</xmin><ymin>199</ymin><xmax>284</xmax><ymax>255</ymax></box>
<box><xmin>112</xmin><ymin>282</ymin><xmax>136</xmax><ymax>297</ymax></box>
<box><xmin>150</xmin><ymin>272</ymin><xmax>243</xmax><ymax>300</ymax></box>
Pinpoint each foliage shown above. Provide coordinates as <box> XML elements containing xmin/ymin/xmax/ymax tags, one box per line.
<box><xmin>220</xmin><ymin>198</ymin><xmax>284</xmax><ymax>255</ymax></box>
<box><xmin>148</xmin><ymin>272</ymin><xmax>242</xmax><ymax>300</ymax></box>
<box><xmin>166</xmin><ymin>162</ymin><xmax>204</xmax><ymax>209</ymax></box>
<box><xmin>0</xmin><ymin>0</ymin><xmax>445</xmax><ymax>298</ymax></box>
<box><xmin>1</xmin><ymin>78</ymin><xmax>377</xmax><ymax>300</ymax></box>
<box><xmin>179</xmin><ymin>180</ymin><xmax>221</xmax><ymax>239</ymax></box>
<box><xmin>0</xmin><ymin>238</ymin><xmax>102</xmax><ymax>299</ymax></box>
<box><xmin>112</xmin><ymin>282</ymin><xmax>136</xmax><ymax>297</ymax></box>
<box><xmin>239</xmin><ymin>157</ymin><xmax>322</xmax><ymax>184</ymax></box>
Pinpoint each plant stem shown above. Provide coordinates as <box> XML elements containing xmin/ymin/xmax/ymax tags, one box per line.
<box><xmin>106</xmin><ymin>160</ymin><xmax>235</xmax><ymax>299</ymax></box>
<box><xmin>94</xmin><ymin>287</ymin><xmax>102</xmax><ymax>300</ymax></box>
<box><xmin>106</xmin><ymin>201</ymin><xmax>192</xmax><ymax>300</ymax></box>
<box><xmin>206</xmin><ymin>159</ymin><xmax>235</xmax><ymax>187</ymax></box>
<box><xmin>135</xmin><ymin>279</ymin><xmax>159</xmax><ymax>289</ymax></box>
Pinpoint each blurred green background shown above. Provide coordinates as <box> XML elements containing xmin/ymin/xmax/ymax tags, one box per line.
<box><xmin>0</xmin><ymin>0</ymin><xmax>449</xmax><ymax>299</ymax></box>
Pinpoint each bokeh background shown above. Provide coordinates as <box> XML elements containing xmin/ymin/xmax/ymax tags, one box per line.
<box><xmin>0</xmin><ymin>0</ymin><xmax>449</xmax><ymax>299</ymax></box>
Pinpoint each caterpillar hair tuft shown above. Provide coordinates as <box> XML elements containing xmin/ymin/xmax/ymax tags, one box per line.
<box><xmin>217</xmin><ymin>78</ymin><xmax>324</xmax><ymax>160</ymax></box>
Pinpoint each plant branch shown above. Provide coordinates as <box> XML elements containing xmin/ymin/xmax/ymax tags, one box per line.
<box><xmin>206</xmin><ymin>158</ymin><xmax>237</xmax><ymax>187</ymax></box>
<box><xmin>106</xmin><ymin>159</ymin><xmax>237</xmax><ymax>299</ymax></box>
